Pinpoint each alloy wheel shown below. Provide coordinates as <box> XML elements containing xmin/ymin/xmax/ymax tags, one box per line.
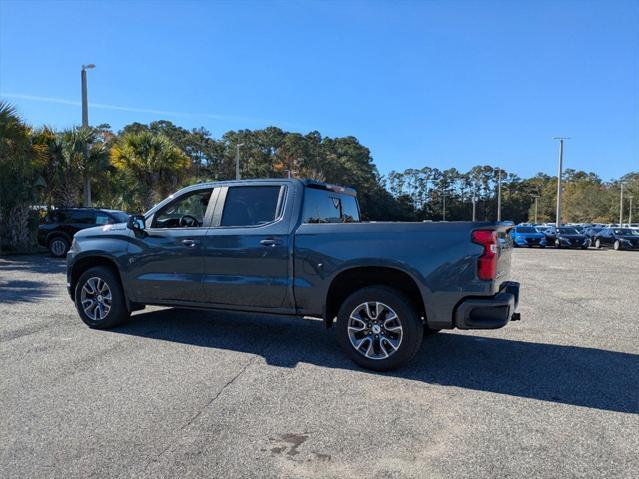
<box><xmin>80</xmin><ymin>277</ymin><xmax>113</xmax><ymax>321</ymax></box>
<box><xmin>50</xmin><ymin>239</ymin><xmax>66</xmax><ymax>256</ymax></box>
<box><xmin>347</xmin><ymin>302</ymin><xmax>403</xmax><ymax>360</ymax></box>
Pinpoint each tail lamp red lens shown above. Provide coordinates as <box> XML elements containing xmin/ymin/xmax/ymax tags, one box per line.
<box><xmin>471</xmin><ymin>229</ymin><xmax>497</xmax><ymax>280</ymax></box>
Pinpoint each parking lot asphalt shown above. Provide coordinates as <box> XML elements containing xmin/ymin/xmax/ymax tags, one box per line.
<box><xmin>1</xmin><ymin>249</ymin><xmax>638</xmax><ymax>478</ymax></box>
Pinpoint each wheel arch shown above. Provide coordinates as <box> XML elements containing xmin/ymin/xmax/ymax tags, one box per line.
<box><xmin>323</xmin><ymin>265</ymin><xmax>427</xmax><ymax>328</ymax></box>
<box><xmin>70</xmin><ymin>254</ymin><xmax>124</xmax><ymax>302</ymax></box>
<box><xmin>46</xmin><ymin>231</ymin><xmax>71</xmax><ymax>247</ymax></box>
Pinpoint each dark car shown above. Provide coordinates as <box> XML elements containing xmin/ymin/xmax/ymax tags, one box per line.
<box><xmin>583</xmin><ymin>226</ymin><xmax>604</xmax><ymax>244</ymax></box>
<box><xmin>543</xmin><ymin>226</ymin><xmax>590</xmax><ymax>249</ymax></box>
<box><xmin>66</xmin><ymin>179</ymin><xmax>520</xmax><ymax>371</ymax></box>
<box><xmin>38</xmin><ymin>208</ymin><xmax>129</xmax><ymax>257</ymax></box>
<box><xmin>594</xmin><ymin>228</ymin><xmax>639</xmax><ymax>250</ymax></box>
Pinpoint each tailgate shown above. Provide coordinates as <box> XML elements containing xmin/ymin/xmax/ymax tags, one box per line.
<box><xmin>495</xmin><ymin>225</ymin><xmax>514</xmax><ymax>290</ymax></box>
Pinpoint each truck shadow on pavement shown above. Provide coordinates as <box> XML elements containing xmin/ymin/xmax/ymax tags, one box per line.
<box><xmin>0</xmin><ymin>279</ymin><xmax>55</xmax><ymax>304</ymax></box>
<box><xmin>113</xmin><ymin>308</ymin><xmax>638</xmax><ymax>415</ymax></box>
<box><xmin>0</xmin><ymin>255</ymin><xmax>66</xmax><ymax>274</ymax></box>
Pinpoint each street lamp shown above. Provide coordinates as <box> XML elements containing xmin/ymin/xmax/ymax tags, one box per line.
<box><xmin>496</xmin><ymin>169</ymin><xmax>502</xmax><ymax>221</ymax></box>
<box><xmin>532</xmin><ymin>195</ymin><xmax>540</xmax><ymax>224</ymax></box>
<box><xmin>235</xmin><ymin>142</ymin><xmax>244</xmax><ymax>180</ymax></box>
<box><xmin>441</xmin><ymin>192</ymin><xmax>449</xmax><ymax>221</ymax></box>
<box><xmin>619</xmin><ymin>183</ymin><xmax>624</xmax><ymax>227</ymax></box>
<box><xmin>553</xmin><ymin>137</ymin><xmax>569</xmax><ymax>228</ymax></box>
<box><xmin>628</xmin><ymin>195</ymin><xmax>634</xmax><ymax>225</ymax></box>
<box><xmin>81</xmin><ymin>63</ymin><xmax>95</xmax><ymax>207</ymax></box>
<box><xmin>471</xmin><ymin>196</ymin><xmax>477</xmax><ymax>222</ymax></box>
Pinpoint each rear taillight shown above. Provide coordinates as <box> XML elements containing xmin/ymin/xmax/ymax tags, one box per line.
<box><xmin>472</xmin><ymin>229</ymin><xmax>498</xmax><ymax>280</ymax></box>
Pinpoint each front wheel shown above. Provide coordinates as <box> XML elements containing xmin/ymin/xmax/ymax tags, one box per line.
<box><xmin>595</xmin><ymin>239</ymin><xmax>601</xmax><ymax>249</ymax></box>
<box><xmin>75</xmin><ymin>266</ymin><xmax>130</xmax><ymax>329</ymax></box>
<box><xmin>614</xmin><ymin>240</ymin><xmax>622</xmax><ymax>251</ymax></box>
<box><xmin>336</xmin><ymin>286</ymin><xmax>423</xmax><ymax>371</ymax></box>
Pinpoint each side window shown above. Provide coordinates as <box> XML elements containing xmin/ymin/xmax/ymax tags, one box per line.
<box><xmin>153</xmin><ymin>189</ymin><xmax>213</xmax><ymax>228</ymax></box>
<box><xmin>221</xmin><ymin>186</ymin><xmax>283</xmax><ymax>227</ymax></box>
<box><xmin>70</xmin><ymin>210</ymin><xmax>96</xmax><ymax>224</ymax></box>
<box><xmin>95</xmin><ymin>213</ymin><xmax>111</xmax><ymax>225</ymax></box>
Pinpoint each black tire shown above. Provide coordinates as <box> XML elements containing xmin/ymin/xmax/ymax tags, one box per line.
<box><xmin>424</xmin><ymin>326</ymin><xmax>441</xmax><ymax>336</ymax></box>
<box><xmin>555</xmin><ymin>240</ymin><xmax>561</xmax><ymax>249</ymax></box>
<box><xmin>74</xmin><ymin>266</ymin><xmax>130</xmax><ymax>329</ymax></box>
<box><xmin>48</xmin><ymin>236</ymin><xmax>69</xmax><ymax>258</ymax></box>
<box><xmin>595</xmin><ymin>239</ymin><xmax>602</xmax><ymax>249</ymax></box>
<box><xmin>336</xmin><ymin>286</ymin><xmax>423</xmax><ymax>371</ymax></box>
<box><xmin>614</xmin><ymin>240</ymin><xmax>622</xmax><ymax>251</ymax></box>
<box><xmin>539</xmin><ymin>245</ymin><xmax>546</xmax><ymax>249</ymax></box>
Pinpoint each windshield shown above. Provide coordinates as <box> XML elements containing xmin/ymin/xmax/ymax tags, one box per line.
<box><xmin>559</xmin><ymin>227</ymin><xmax>579</xmax><ymax>234</ymax></box>
<box><xmin>515</xmin><ymin>227</ymin><xmax>537</xmax><ymax>233</ymax></box>
<box><xmin>614</xmin><ymin>229</ymin><xmax>639</xmax><ymax>236</ymax></box>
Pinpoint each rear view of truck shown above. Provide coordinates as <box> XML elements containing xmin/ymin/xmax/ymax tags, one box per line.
<box><xmin>293</xmin><ymin>181</ymin><xmax>520</xmax><ymax>370</ymax></box>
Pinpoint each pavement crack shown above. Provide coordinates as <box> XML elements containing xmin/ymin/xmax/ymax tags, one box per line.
<box><xmin>143</xmin><ymin>354</ymin><xmax>259</xmax><ymax>470</ymax></box>
<box><xmin>179</xmin><ymin>354</ymin><xmax>258</xmax><ymax>432</ymax></box>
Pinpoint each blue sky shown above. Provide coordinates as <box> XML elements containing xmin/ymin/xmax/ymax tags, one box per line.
<box><xmin>1</xmin><ymin>0</ymin><xmax>638</xmax><ymax>180</ymax></box>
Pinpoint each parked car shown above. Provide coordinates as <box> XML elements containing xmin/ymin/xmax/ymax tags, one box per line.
<box><xmin>582</xmin><ymin>226</ymin><xmax>604</xmax><ymax>244</ymax></box>
<box><xmin>38</xmin><ymin>208</ymin><xmax>129</xmax><ymax>257</ymax></box>
<box><xmin>66</xmin><ymin>179</ymin><xmax>521</xmax><ymax>371</ymax></box>
<box><xmin>511</xmin><ymin>225</ymin><xmax>546</xmax><ymax>248</ymax></box>
<box><xmin>593</xmin><ymin>228</ymin><xmax>639</xmax><ymax>250</ymax></box>
<box><xmin>542</xmin><ymin>226</ymin><xmax>590</xmax><ymax>249</ymax></box>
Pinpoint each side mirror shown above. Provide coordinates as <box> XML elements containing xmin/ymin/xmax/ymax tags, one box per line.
<box><xmin>127</xmin><ymin>214</ymin><xmax>146</xmax><ymax>231</ymax></box>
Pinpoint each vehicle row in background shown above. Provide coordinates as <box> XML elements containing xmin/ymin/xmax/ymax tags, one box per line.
<box><xmin>515</xmin><ymin>222</ymin><xmax>639</xmax><ymax>251</ymax></box>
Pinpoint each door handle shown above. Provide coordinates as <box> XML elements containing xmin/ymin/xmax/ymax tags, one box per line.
<box><xmin>260</xmin><ymin>239</ymin><xmax>282</xmax><ymax>247</ymax></box>
<box><xmin>181</xmin><ymin>239</ymin><xmax>200</xmax><ymax>247</ymax></box>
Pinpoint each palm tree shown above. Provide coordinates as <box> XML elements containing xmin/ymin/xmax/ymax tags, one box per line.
<box><xmin>111</xmin><ymin>131</ymin><xmax>191</xmax><ymax>211</ymax></box>
<box><xmin>0</xmin><ymin>101</ymin><xmax>39</xmax><ymax>250</ymax></box>
<box><xmin>38</xmin><ymin>127</ymin><xmax>110</xmax><ymax>208</ymax></box>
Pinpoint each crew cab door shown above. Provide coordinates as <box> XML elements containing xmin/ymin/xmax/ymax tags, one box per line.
<box><xmin>202</xmin><ymin>184</ymin><xmax>291</xmax><ymax>309</ymax></box>
<box><xmin>126</xmin><ymin>187</ymin><xmax>217</xmax><ymax>303</ymax></box>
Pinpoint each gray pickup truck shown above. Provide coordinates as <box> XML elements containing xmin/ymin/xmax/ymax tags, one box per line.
<box><xmin>67</xmin><ymin>179</ymin><xmax>520</xmax><ymax>370</ymax></box>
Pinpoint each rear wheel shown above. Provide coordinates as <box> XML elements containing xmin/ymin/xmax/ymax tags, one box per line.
<box><xmin>336</xmin><ymin>286</ymin><xmax>423</xmax><ymax>371</ymax></box>
<box><xmin>595</xmin><ymin>239</ymin><xmax>602</xmax><ymax>249</ymax></box>
<box><xmin>75</xmin><ymin>266</ymin><xmax>130</xmax><ymax>329</ymax></box>
<box><xmin>49</xmin><ymin>237</ymin><xmax>69</xmax><ymax>257</ymax></box>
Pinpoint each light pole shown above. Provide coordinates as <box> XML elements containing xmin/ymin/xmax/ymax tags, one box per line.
<box><xmin>553</xmin><ymin>137</ymin><xmax>569</xmax><ymax>228</ymax></box>
<box><xmin>496</xmin><ymin>169</ymin><xmax>502</xmax><ymax>221</ymax></box>
<box><xmin>441</xmin><ymin>193</ymin><xmax>449</xmax><ymax>221</ymax></box>
<box><xmin>533</xmin><ymin>195</ymin><xmax>539</xmax><ymax>224</ymax></box>
<box><xmin>81</xmin><ymin>63</ymin><xmax>95</xmax><ymax>207</ymax></box>
<box><xmin>235</xmin><ymin>142</ymin><xmax>244</xmax><ymax>180</ymax></box>
<box><xmin>619</xmin><ymin>183</ymin><xmax>624</xmax><ymax>226</ymax></box>
<box><xmin>628</xmin><ymin>195</ymin><xmax>633</xmax><ymax>225</ymax></box>
<box><xmin>471</xmin><ymin>196</ymin><xmax>477</xmax><ymax>222</ymax></box>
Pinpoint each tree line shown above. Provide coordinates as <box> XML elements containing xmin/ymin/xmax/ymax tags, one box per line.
<box><xmin>1</xmin><ymin>100</ymin><xmax>637</xmax><ymax>251</ymax></box>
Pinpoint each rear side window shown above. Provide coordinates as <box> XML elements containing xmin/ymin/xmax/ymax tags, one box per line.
<box><xmin>95</xmin><ymin>213</ymin><xmax>112</xmax><ymax>225</ymax></box>
<box><xmin>221</xmin><ymin>186</ymin><xmax>283</xmax><ymax>227</ymax></box>
<box><xmin>303</xmin><ymin>188</ymin><xmax>360</xmax><ymax>224</ymax></box>
<box><xmin>70</xmin><ymin>210</ymin><xmax>95</xmax><ymax>224</ymax></box>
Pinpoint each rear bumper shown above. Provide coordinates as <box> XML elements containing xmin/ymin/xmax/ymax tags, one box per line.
<box><xmin>454</xmin><ymin>281</ymin><xmax>520</xmax><ymax>329</ymax></box>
